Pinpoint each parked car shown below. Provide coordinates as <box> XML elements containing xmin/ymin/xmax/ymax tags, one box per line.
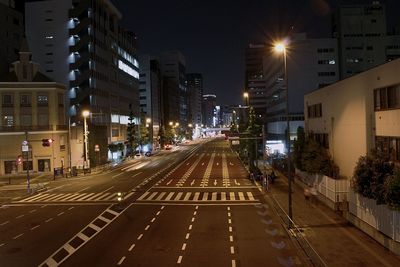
<box><xmin>165</xmin><ymin>144</ymin><xmax>172</xmax><ymax>150</ymax></box>
<box><xmin>145</xmin><ymin>151</ymin><xmax>152</xmax><ymax>157</ymax></box>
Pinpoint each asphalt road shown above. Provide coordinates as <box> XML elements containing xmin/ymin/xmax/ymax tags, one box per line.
<box><xmin>0</xmin><ymin>139</ymin><xmax>306</xmax><ymax>267</ymax></box>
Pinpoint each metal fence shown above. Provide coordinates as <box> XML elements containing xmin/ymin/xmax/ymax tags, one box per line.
<box><xmin>349</xmin><ymin>191</ymin><xmax>400</xmax><ymax>242</ymax></box>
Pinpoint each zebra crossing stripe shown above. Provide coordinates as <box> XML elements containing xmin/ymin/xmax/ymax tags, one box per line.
<box><xmin>211</xmin><ymin>192</ymin><xmax>217</xmax><ymax>201</ymax></box>
<box><xmin>138</xmin><ymin>191</ymin><xmax>150</xmax><ymax>200</ymax></box>
<box><xmin>174</xmin><ymin>192</ymin><xmax>183</xmax><ymax>201</ymax></box>
<box><xmin>202</xmin><ymin>192</ymin><xmax>209</xmax><ymax>201</ymax></box>
<box><xmin>165</xmin><ymin>192</ymin><xmax>175</xmax><ymax>201</ymax></box>
<box><xmin>230</xmin><ymin>192</ymin><xmax>235</xmax><ymax>200</ymax></box>
<box><xmin>156</xmin><ymin>192</ymin><xmax>166</xmax><ymax>201</ymax></box>
<box><xmin>193</xmin><ymin>192</ymin><xmax>200</xmax><ymax>201</ymax></box>
<box><xmin>148</xmin><ymin>192</ymin><xmax>158</xmax><ymax>200</ymax></box>
<box><xmin>66</xmin><ymin>193</ymin><xmax>89</xmax><ymax>201</ymax></box>
<box><xmin>238</xmin><ymin>192</ymin><xmax>245</xmax><ymax>201</ymax></box>
<box><xmin>221</xmin><ymin>192</ymin><xmax>226</xmax><ymax>201</ymax></box>
<box><xmin>78</xmin><ymin>193</ymin><xmax>96</xmax><ymax>201</ymax></box>
<box><xmin>183</xmin><ymin>192</ymin><xmax>191</xmax><ymax>201</ymax></box>
<box><xmin>36</xmin><ymin>194</ymin><xmax>62</xmax><ymax>202</ymax></box>
<box><xmin>247</xmin><ymin>192</ymin><xmax>255</xmax><ymax>201</ymax></box>
<box><xmin>21</xmin><ymin>193</ymin><xmax>48</xmax><ymax>202</ymax></box>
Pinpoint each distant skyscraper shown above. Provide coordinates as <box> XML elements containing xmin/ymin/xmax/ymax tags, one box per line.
<box><xmin>186</xmin><ymin>73</ymin><xmax>203</xmax><ymax>126</ymax></box>
<box><xmin>0</xmin><ymin>1</ymin><xmax>24</xmax><ymax>76</ymax></box>
<box><xmin>202</xmin><ymin>94</ymin><xmax>216</xmax><ymax>127</ymax></box>
<box><xmin>245</xmin><ymin>43</ymin><xmax>267</xmax><ymax>122</ymax></box>
<box><xmin>25</xmin><ymin>0</ymin><xmax>140</xmax><ymax>162</ymax></box>
<box><xmin>333</xmin><ymin>1</ymin><xmax>400</xmax><ymax>79</ymax></box>
<box><xmin>159</xmin><ymin>51</ymin><xmax>187</xmax><ymax>126</ymax></box>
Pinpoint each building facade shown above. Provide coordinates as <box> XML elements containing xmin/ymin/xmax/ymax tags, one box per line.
<box><xmin>0</xmin><ymin>0</ymin><xmax>24</xmax><ymax>76</ymax></box>
<box><xmin>245</xmin><ymin>43</ymin><xmax>267</xmax><ymax>122</ymax></box>
<box><xmin>264</xmin><ymin>33</ymin><xmax>339</xmax><ymax>149</ymax></box>
<box><xmin>186</xmin><ymin>73</ymin><xmax>203</xmax><ymax>126</ymax></box>
<box><xmin>333</xmin><ymin>1</ymin><xmax>400</xmax><ymax>79</ymax></box>
<box><xmin>0</xmin><ymin>45</ymin><xmax>68</xmax><ymax>175</ymax></box>
<box><xmin>202</xmin><ymin>94</ymin><xmax>216</xmax><ymax>127</ymax></box>
<box><xmin>25</xmin><ymin>0</ymin><xmax>140</xmax><ymax>163</ymax></box>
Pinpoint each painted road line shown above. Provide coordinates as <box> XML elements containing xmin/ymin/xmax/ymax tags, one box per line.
<box><xmin>230</xmin><ymin>192</ymin><xmax>235</xmax><ymax>200</ymax></box>
<box><xmin>0</xmin><ymin>243</ymin><xmax>4</xmax><ymax>247</ymax></box>
<box><xmin>30</xmin><ymin>225</ymin><xmax>40</xmax><ymax>230</ymax></box>
<box><xmin>174</xmin><ymin>192</ymin><xmax>183</xmax><ymax>201</ymax></box>
<box><xmin>247</xmin><ymin>192</ymin><xmax>255</xmax><ymax>201</ymax></box>
<box><xmin>137</xmin><ymin>191</ymin><xmax>150</xmax><ymax>200</ymax></box>
<box><xmin>193</xmin><ymin>192</ymin><xmax>200</xmax><ymax>201</ymax></box>
<box><xmin>13</xmin><ymin>233</ymin><xmax>23</xmax><ymax>240</ymax></box>
<box><xmin>148</xmin><ymin>192</ymin><xmax>158</xmax><ymax>200</ymax></box>
<box><xmin>230</xmin><ymin>235</ymin><xmax>233</xmax><ymax>242</ymax></box>
<box><xmin>77</xmin><ymin>186</ymin><xmax>91</xmax><ymax>193</ymax></box>
<box><xmin>229</xmin><ymin>226</ymin><xmax>232</xmax><ymax>232</ymax></box>
<box><xmin>89</xmin><ymin>223</ymin><xmax>101</xmax><ymax>232</ymax></box>
<box><xmin>211</xmin><ymin>192</ymin><xmax>217</xmax><ymax>201</ymax></box>
<box><xmin>230</xmin><ymin>246</ymin><xmax>235</xmax><ymax>254</ymax></box>
<box><xmin>221</xmin><ymin>192</ymin><xmax>226</xmax><ymax>201</ymax></box>
<box><xmin>151</xmin><ymin>217</ymin><xmax>156</xmax><ymax>223</ymax></box>
<box><xmin>193</xmin><ymin>211</ymin><xmax>197</xmax><ymax>216</ymax></box>
<box><xmin>177</xmin><ymin>255</ymin><xmax>183</xmax><ymax>264</ymax></box>
<box><xmin>57</xmin><ymin>212</ymin><xmax>64</xmax><ymax>216</ymax></box>
<box><xmin>156</xmin><ymin>192</ymin><xmax>166</xmax><ymax>201</ymax></box>
<box><xmin>232</xmin><ymin>260</ymin><xmax>237</xmax><ymax>267</ymax></box>
<box><xmin>0</xmin><ymin>221</ymin><xmax>10</xmax><ymax>226</ymax></box>
<box><xmin>128</xmin><ymin>244</ymin><xmax>135</xmax><ymax>251</ymax></box>
<box><xmin>190</xmin><ymin>180</ymin><xmax>195</xmax><ymax>186</ymax></box>
<box><xmin>145</xmin><ymin>225</ymin><xmax>150</xmax><ymax>231</ymax></box>
<box><xmin>112</xmin><ymin>172</ymin><xmax>124</xmax><ymax>178</ymax></box>
<box><xmin>228</xmin><ymin>212</ymin><xmax>231</xmax><ymax>217</ymax></box>
<box><xmin>137</xmin><ymin>234</ymin><xmax>143</xmax><ymax>240</ymax></box>
<box><xmin>181</xmin><ymin>243</ymin><xmax>187</xmax><ymax>250</ymax></box>
<box><xmin>191</xmin><ymin>217</ymin><xmax>195</xmax><ymax>222</ymax></box>
<box><xmin>166</xmin><ymin>179</ymin><xmax>173</xmax><ymax>185</ymax></box>
<box><xmin>183</xmin><ymin>192</ymin><xmax>191</xmax><ymax>201</ymax></box>
<box><xmin>16</xmin><ymin>214</ymin><xmax>24</xmax><ymax>219</ymax></box>
<box><xmin>29</xmin><ymin>209</ymin><xmax>37</xmax><ymax>213</ymax></box>
<box><xmin>45</xmin><ymin>218</ymin><xmax>53</xmax><ymax>223</ymax></box>
<box><xmin>238</xmin><ymin>192</ymin><xmax>245</xmax><ymax>201</ymax></box>
<box><xmin>189</xmin><ymin>224</ymin><xmax>192</xmax><ymax>230</ymax></box>
<box><xmin>19</xmin><ymin>193</ymin><xmax>48</xmax><ymax>202</ymax></box>
<box><xmin>185</xmin><ymin>233</ymin><xmax>190</xmax><ymax>239</ymax></box>
<box><xmin>202</xmin><ymin>192</ymin><xmax>209</xmax><ymax>201</ymax></box>
<box><xmin>77</xmin><ymin>232</ymin><xmax>89</xmax><ymax>242</ymax></box>
<box><xmin>117</xmin><ymin>256</ymin><xmax>126</xmax><ymax>265</ymax></box>
<box><xmin>131</xmin><ymin>172</ymin><xmax>142</xmax><ymax>178</ymax></box>
<box><xmin>228</xmin><ymin>219</ymin><xmax>232</xmax><ymax>224</ymax></box>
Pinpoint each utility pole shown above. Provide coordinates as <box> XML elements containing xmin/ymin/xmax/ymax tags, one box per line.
<box><xmin>25</xmin><ymin>131</ymin><xmax>30</xmax><ymax>193</ymax></box>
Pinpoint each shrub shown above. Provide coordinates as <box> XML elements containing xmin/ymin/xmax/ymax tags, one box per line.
<box><xmin>384</xmin><ymin>167</ymin><xmax>400</xmax><ymax>209</ymax></box>
<box><xmin>300</xmin><ymin>139</ymin><xmax>338</xmax><ymax>177</ymax></box>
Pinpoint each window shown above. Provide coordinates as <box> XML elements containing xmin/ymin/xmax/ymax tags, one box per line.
<box><xmin>112</xmin><ymin>128</ymin><xmax>119</xmax><ymax>137</ymax></box>
<box><xmin>20</xmin><ymin>94</ymin><xmax>31</xmax><ymax>107</ymax></box>
<box><xmin>314</xmin><ymin>133</ymin><xmax>329</xmax><ymax>149</ymax></box>
<box><xmin>37</xmin><ymin>94</ymin><xmax>49</xmax><ymax>106</ymax></box>
<box><xmin>307</xmin><ymin>103</ymin><xmax>322</xmax><ymax>118</ymax></box>
<box><xmin>20</xmin><ymin>115</ymin><xmax>32</xmax><ymax>126</ymax></box>
<box><xmin>2</xmin><ymin>94</ymin><xmax>13</xmax><ymax>106</ymax></box>
<box><xmin>376</xmin><ymin>136</ymin><xmax>400</xmax><ymax>162</ymax></box>
<box><xmin>3</xmin><ymin>115</ymin><xmax>14</xmax><ymax>126</ymax></box>
<box><xmin>374</xmin><ymin>84</ymin><xmax>400</xmax><ymax>111</ymax></box>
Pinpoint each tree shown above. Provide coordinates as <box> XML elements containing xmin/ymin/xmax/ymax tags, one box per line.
<box><xmin>137</xmin><ymin>113</ymin><xmax>150</xmax><ymax>152</ymax></box>
<box><xmin>243</xmin><ymin>107</ymin><xmax>262</xmax><ymax>172</ymax></box>
<box><xmin>293</xmin><ymin>127</ymin><xmax>305</xmax><ymax>170</ymax></box>
<box><xmin>126</xmin><ymin>107</ymin><xmax>138</xmax><ymax>156</ymax></box>
<box><xmin>301</xmin><ymin>139</ymin><xmax>337</xmax><ymax>177</ymax></box>
<box><xmin>108</xmin><ymin>143</ymin><xmax>124</xmax><ymax>159</ymax></box>
<box><xmin>384</xmin><ymin>167</ymin><xmax>400</xmax><ymax>209</ymax></box>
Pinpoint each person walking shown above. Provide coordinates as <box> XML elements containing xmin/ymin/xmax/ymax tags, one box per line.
<box><xmin>304</xmin><ymin>186</ymin><xmax>311</xmax><ymax>205</ymax></box>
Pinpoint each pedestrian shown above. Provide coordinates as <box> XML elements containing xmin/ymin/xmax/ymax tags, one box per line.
<box><xmin>310</xmin><ymin>184</ymin><xmax>318</xmax><ymax>205</ymax></box>
<box><xmin>250</xmin><ymin>172</ymin><xmax>254</xmax><ymax>183</ymax></box>
<box><xmin>304</xmin><ymin>186</ymin><xmax>311</xmax><ymax>204</ymax></box>
<box><xmin>262</xmin><ymin>174</ymin><xmax>266</xmax><ymax>190</ymax></box>
<box><xmin>270</xmin><ymin>170</ymin><xmax>276</xmax><ymax>184</ymax></box>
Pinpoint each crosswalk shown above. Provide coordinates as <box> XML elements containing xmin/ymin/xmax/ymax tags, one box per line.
<box><xmin>16</xmin><ymin>192</ymin><xmax>134</xmax><ymax>203</ymax></box>
<box><xmin>137</xmin><ymin>191</ymin><xmax>257</xmax><ymax>202</ymax></box>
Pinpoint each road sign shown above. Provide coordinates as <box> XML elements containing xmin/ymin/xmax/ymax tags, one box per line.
<box><xmin>22</xmin><ymin>140</ymin><xmax>28</xmax><ymax>146</ymax></box>
<box><xmin>22</xmin><ymin>145</ymin><xmax>29</xmax><ymax>152</ymax></box>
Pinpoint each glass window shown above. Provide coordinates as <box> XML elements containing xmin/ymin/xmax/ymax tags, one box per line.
<box><xmin>20</xmin><ymin>94</ymin><xmax>31</xmax><ymax>107</ymax></box>
<box><xmin>2</xmin><ymin>94</ymin><xmax>13</xmax><ymax>106</ymax></box>
<box><xmin>37</xmin><ymin>94</ymin><xmax>48</xmax><ymax>106</ymax></box>
<box><xmin>3</xmin><ymin>115</ymin><xmax>14</xmax><ymax>126</ymax></box>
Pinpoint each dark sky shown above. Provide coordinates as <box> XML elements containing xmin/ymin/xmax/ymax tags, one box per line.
<box><xmin>114</xmin><ymin>0</ymin><xmax>400</xmax><ymax>106</ymax></box>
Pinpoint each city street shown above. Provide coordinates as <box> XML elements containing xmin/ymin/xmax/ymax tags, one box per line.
<box><xmin>0</xmin><ymin>139</ymin><xmax>305</xmax><ymax>267</ymax></box>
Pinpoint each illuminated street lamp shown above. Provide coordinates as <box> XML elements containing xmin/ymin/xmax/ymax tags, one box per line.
<box><xmin>274</xmin><ymin>40</ymin><xmax>292</xmax><ymax>227</ymax></box>
<box><xmin>243</xmin><ymin>92</ymin><xmax>249</xmax><ymax>106</ymax></box>
<box><xmin>82</xmin><ymin>110</ymin><xmax>90</xmax><ymax>170</ymax></box>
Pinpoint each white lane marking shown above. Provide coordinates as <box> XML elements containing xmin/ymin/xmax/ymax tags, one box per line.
<box><xmin>188</xmin><ymin>225</ymin><xmax>192</xmax><ymax>230</ymax></box>
<box><xmin>137</xmin><ymin>234</ymin><xmax>143</xmax><ymax>240</ymax></box>
<box><xmin>183</xmin><ymin>192</ymin><xmax>191</xmax><ymax>201</ymax></box>
<box><xmin>16</xmin><ymin>214</ymin><xmax>24</xmax><ymax>219</ymax></box>
<box><xmin>45</xmin><ymin>218</ymin><xmax>53</xmax><ymax>223</ymax></box>
<box><xmin>247</xmin><ymin>192</ymin><xmax>255</xmax><ymax>201</ymax></box>
<box><xmin>174</xmin><ymin>192</ymin><xmax>183</xmax><ymax>201</ymax></box>
<box><xmin>185</xmin><ymin>233</ymin><xmax>190</xmax><ymax>239</ymax></box>
<box><xmin>165</xmin><ymin>192</ymin><xmax>175</xmax><ymax>200</ymax></box>
<box><xmin>181</xmin><ymin>243</ymin><xmax>187</xmax><ymax>250</ymax></box>
<box><xmin>230</xmin><ymin>192</ymin><xmax>235</xmax><ymax>200</ymax></box>
<box><xmin>229</xmin><ymin>226</ymin><xmax>232</xmax><ymax>232</ymax></box>
<box><xmin>228</xmin><ymin>212</ymin><xmax>231</xmax><ymax>217</ymax></box>
<box><xmin>232</xmin><ymin>259</ymin><xmax>237</xmax><ymax>267</ymax></box>
<box><xmin>138</xmin><ymin>191</ymin><xmax>150</xmax><ymax>200</ymax></box>
<box><xmin>191</xmin><ymin>217</ymin><xmax>195</xmax><ymax>222</ymax></box>
<box><xmin>117</xmin><ymin>256</ymin><xmax>126</xmax><ymax>265</ymax></box>
<box><xmin>112</xmin><ymin>172</ymin><xmax>124</xmax><ymax>178</ymax></box>
<box><xmin>177</xmin><ymin>255</ymin><xmax>183</xmax><ymax>264</ymax></box>
<box><xmin>190</xmin><ymin>180</ymin><xmax>195</xmax><ymax>186</ymax></box>
<box><xmin>221</xmin><ymin>192</ymin><xmax>226</xmax><ymax>201</ymax></box>
<box><xmin>211</xmin><ymin>192</ymin><xmax>217</xmax><ymax>201</ymax></box>
<box><xmin>145</xmin><ymin>225</ymin><xmax>150</xmax><ymax>231</ymax></box>
<box><xmin>156</xmin><ymin>192</ymin><xmax>166</xmax><ymax>201</ymax></box>
<box><xmin>193</xmin><ymin>192</ymin><xmax>200</xmax><ymax>201</ymax></box>
<box><xmin>77</xmin><ymin>186</ymin><xmax>91</xmax><ymax>193</ymax></box>
<box><xmin>13</xmin><ymin>233</ymin><xmax>23</xmax><ymax>240</ymax></box>
<box><xmin>230</xmin><ymin>246</ymin><xmax>235</xmax><ymax>254</ymax></box>
<box><xmin>68</xmin><ymin>207</ymin><xmax>74</xmax><ymax>210</ymax></box>
<box><xmin>0</xmin><ymin>243</ymin><xmax>4</xmax><ymax>247</ymax></box>
<box><xmin>230</xmin><ymin>235</ymin><xmax>233</xmax><ymax>242</ymax></box>
<box><xmin>128</xmin><ymin>244</ymin><xmax>135</xmax><ymax>251</ymax></box>
<box><xmin>29</xmin><ymin>209</ymin><xmax>37</xmax><ymax>213</ymax></box>
<box><xmin>202</xmin><ymin>192</ymin><xmax>208</xmax><ymax>201</ymax></box>
<box><xmin>156</xmin><ymin>211</ymin><xmax>161</xmax><ymax>216</ymax></box>
<box><xmin>131</xmin><ymin>172</ymin><xmax>142</xmax><ymax>178</ymax></box>
<box><xmin>0</xmin><ymin>221</ymin><xmax>10</xmax><ymax>226</ymax></box>
<box><xmin>57</xmin><ymin>212</ymin><xmax>64</xmax><ymax>216</ymax></box>
<box><xmin>151</xmin><ymin>217</ymin><xmax>156</xmax><ymax>223</ymax></box>
<box><xmin>193</xmin><ymin>211</ymin><xmax>197</xmax><ymax>216</ymax></box>
<box><xmin>40</xmin><ymin>205</ymin><xmax>47</xmax><ymax>208</ymax></box>
<box><xmin>77</xmin><ymin>232</ymin><xmax>89</xmax><ymax>242</ymax></box>
<box><xmin>64</xmin><ymin>243</ymin><xmax>75</xmax><ymax>254</ymax></box>
<box><xmin>166</xmin><ymin>179</ymin><xmax>173</xmax><ymax>185</ymax></box>
<box><xmin>30</xmin><ymin>225</ymin><xmax>40</xmax><ymax>230</ymax></box>
<box><xmin>228</xmin><ymin>219</ymin><xmax>232</xmax><ymax>224</ymax></box>
<box><xmin>100</xmin><ymin>186</ymin><xmax>114</xmax><ymax>194</ymax></box>
<box><xmin>238</xmin><ymin>192</ymin><xmax>245</xmax><ymax>200</ymax></box>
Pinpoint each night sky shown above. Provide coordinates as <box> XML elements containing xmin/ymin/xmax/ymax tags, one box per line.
<box><xmin>114</xmin><ymin>0</ymin><xmax>400</xmax><ymax>106</ymax></box>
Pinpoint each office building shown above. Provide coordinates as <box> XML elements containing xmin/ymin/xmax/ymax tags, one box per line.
<box><xmin>186</xmin><ymin>73</ymin><xmax>203</xmax><ymax>126</ymax></box>
<box><xmin>25</xmin><ymin>0</ymin><xmax>140</xmax><ymax>164</ymax></box>
<box><xmin>202</xmin><ymin>94</ymin><xmax>216</xmax><ymax>127</ymax></box>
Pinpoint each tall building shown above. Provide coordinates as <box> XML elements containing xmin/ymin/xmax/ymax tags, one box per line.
<box><xmin>0</xmin><ymin>0</ymin><xmax>24</xmax><ymax>76</ymax></box>
<box><xmin>25</xmin><ymin>0</ymin><xmax>140</xmax><ymax>163</ymax></box>
<box><xmin>139</xmin><ymin>55</ymin><xmax>162</xmax><ymax>148</ymax></box>
<box><xmin>0</xmin><ymin>42</ymin><xmax>68</xmax><ymax>175</ymax></box>
<box><xmin>264</xmin><ymin>33</ymin><xmax>339</xmax><ymax>147</ymax></box>
<box><xmin>202</xmin><ymin>94</ymin><xmax>216</xmax><ymax>127</ymax></box>
<box><xmin>333</xmin><ymin>1</ymin><xmax>400</xmax><ymax>79</ymax></box>
<box><xmin>245</xmin><ymin>43</ymin><xmax>267</xmax><ymax>122</ymax></box>
<box><xmin>186</xmin><ymin>73</ymin><xmax>203</xmax><ymax>126</ymax></box>
<box><xmin>159</xmin><ymin>51</ymin><xmax>187</xmax><ymax>126</ymax></box>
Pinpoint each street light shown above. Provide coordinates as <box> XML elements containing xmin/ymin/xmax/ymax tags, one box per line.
<box><xmin>274</xmin><ymin>40</ymin><xmax>293</xmax><ymax>228</ymax></box>
<box><xmin>243</xmin><ymin>92</ymin><xmax>249</xmax><ymax>106</ymax></box>
<box><xmin>82</xmin><ymin>110</ymin><xmax>90</xmax><ymax>170</ymax></box>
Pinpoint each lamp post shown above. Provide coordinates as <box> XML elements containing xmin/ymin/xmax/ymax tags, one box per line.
<box><xmin>275</xmin><ymin>40</ymin><xmax>292</xmax><ymax>228</ymax></box>
<box><xmin>82</xmin><ymin>110</ymin><xmax>90</xmax><ymax>170</ymax></box>
<box><xmin>243</xmin><ymin>92</ymin><xmax>249</xmax><ymax>106</ymax></box>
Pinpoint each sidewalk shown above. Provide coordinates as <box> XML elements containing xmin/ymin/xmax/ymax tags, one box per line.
<box><xmin>261</xmin><ymin>169</ymin><xmax>400</xmax><ymax>267</ymax></box>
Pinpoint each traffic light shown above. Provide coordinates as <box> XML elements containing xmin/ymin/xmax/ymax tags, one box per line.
<box><xmin>42</xmin><ymin>138</ymin><xmax>53</xmax><ymax>147</ymax></box>
<box><xmin>17</xmin><ymin>155</ymin><xmax>23</xmax><ymax>165</ymax></box>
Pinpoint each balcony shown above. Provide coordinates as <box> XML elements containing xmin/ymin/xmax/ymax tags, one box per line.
<box><xmin>69</xmin><ymin>52</ymin><xmax>89</xmax><ymax>70</ymax></box>
<box><xmin>69</xmin><ymin>17</ymin><xmax>90</xmax><ymax>36</ymax></box>
<box><xmin>69</xmin><ymin>34</ymin><xmax>90</xmax><ymax>53</ymax></box>
<box><xmin>70</xmin><ymin>69</ymin><xmax>90</xmax><ymax>88</ymax></box>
